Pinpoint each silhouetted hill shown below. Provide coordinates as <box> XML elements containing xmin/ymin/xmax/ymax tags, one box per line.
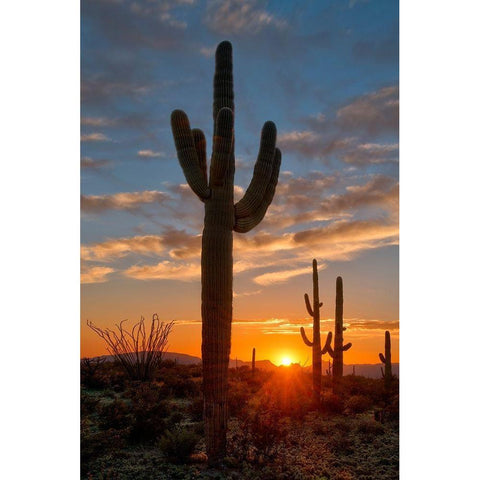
<box><xmin>96</xmin><ymin>351</ymin><xmax>202</xmax><ymax>365</ymax></box>
<box><xmin>229</xmin><ymin>358</ymin><xmax>277</xmax><ymax>370</ymax></box>
<box><xmin>306</xmin><ymin>361</ymin><xmax>399</xmax><ymax>379</ymax></box>
<box><xmin>89</xmin><ymin>352</ymin><xmax>398</xmax><ymax>377</ymax></box>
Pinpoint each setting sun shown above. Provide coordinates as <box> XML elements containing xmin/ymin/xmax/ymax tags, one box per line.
<box><xmin>281</xmin><ymin>356</ymin><xmax>292</xmax><ymax>366</ymax></box>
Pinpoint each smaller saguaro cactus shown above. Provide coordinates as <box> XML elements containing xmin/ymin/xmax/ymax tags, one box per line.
<box><xmin>325</xmin><ymin>276</ymin><xmax>352</xmax><ymax>390</ymax></box>
<box><xmin>252</xmin><ymin>347</ymin><xmax>256</xmax><ymax>373</ymax></box>
<box><xmin>300</xmin><ymin>259</ymin><xmax>332</xmax><ymax>404</ymax></box>
<box><xmin>352</xmin><ymin>365</ymin><xmax>356</xmax><ymax>376</ymax></box>
<box><xmin>379</xmin><ymin>330</ymin><xmax>392</xmax><ymax>390</ymax></box>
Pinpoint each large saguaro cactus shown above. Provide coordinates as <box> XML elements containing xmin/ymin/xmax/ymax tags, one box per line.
<box><xmin>170</xmin><ymin>41</ymin><xmax>281</xmax><ymax>465</ymax></box>
<box><xmin>379</xmin><ymin>330</ymin><xmax>392</xmax><ymax>390</ymax></box>
<box><xmin>300</xmin><ymin>259</ymin><xmax>332</xmax><ymax>404</ymax></box>
<box><xmin>325</xmin><ymin>277</ymin><xmax>352</xmax><ymax>391</ymax></box>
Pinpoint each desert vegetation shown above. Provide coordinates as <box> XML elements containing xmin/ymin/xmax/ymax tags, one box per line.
<box><xmin>81</xmin><ymin>356</ymin><xmax>398</xmax><ymax>479</ymax></box>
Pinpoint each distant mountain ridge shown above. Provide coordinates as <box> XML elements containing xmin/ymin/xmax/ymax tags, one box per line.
<box><xmin>91</xmin><ymin>352</ymin><xmax>398</xmax><ymax>379</ymax></box>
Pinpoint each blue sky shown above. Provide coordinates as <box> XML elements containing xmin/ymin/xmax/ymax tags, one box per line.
<box><xmin>81</xmin><ymin>0</ymin><xmax>399</xmax><ymax>361</ymax></box>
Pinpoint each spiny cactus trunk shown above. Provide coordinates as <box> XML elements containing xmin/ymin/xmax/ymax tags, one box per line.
<box><xmin>171</xmin><ymin>41</ymin><xmax>281</xmax><ymax>465</ymax></box>
<box><xmin>333</xmin><ymin>276</ymin><xmax>344</xmax><ymax>378</ymax></box>
<box><xmin>300</xmin><ymin>259</ymin><xmax>332</xmax><ymax>405</ymax></box>
<box><xmin>252</xmin><ymin>347</ymin><xmax>256</xmax><ymax>373</ymax></box>
<box><xmin>201</xmin><ymin>184</ymin><xmax>233</xmax><ymax>462</ymax></box>
<box><xmin>326</xmin><ymin>277</ymin><xmax>352</xmax><ymax>393</ymax></box>
<box><xmin>379</xmin><ymin>330</ymin><xmax>392</xmax><ymax>391</ymax></box>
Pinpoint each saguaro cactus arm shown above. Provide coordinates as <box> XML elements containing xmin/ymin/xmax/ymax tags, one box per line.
<box><xmin>235</xmin><ymin>123</ymin><xmax>277</xmax><ymax>217</ymax></box>
<box><xmin>171</xmin><ymin>110</ymin><xmax>211</xmax><ymax>200</ymax></box>
<box><xmin>325</xmin><ymin>336</ymin><xmax>334</xmax><ymax>356</ymax></box>
<box><xmin>343</xmin><ymin>342</ymin><xmax>352</xmax><ymax>351</ymax></box>
<box><xmin>321</xmin><ymin>331</ymin><xmax>333</xmax><ymax>354</ymax></box>
<box><xmin>300</xmin><ymin>326</ymin><xmax>314</xmax><ymax>347</ymax></box>
<box><xmin>379</xmin><ymin>353</ymin><xmax>387</xmax><ymax>363</ymax></box>
<box><xmin>304</xmin><ymin>293</ymin><xmax>314</xmax><ymax>316</ymax></box>
<box><xmin>233</xmin><ymin>148</ymin><xmax>281</xmax><ymax>233</ymax></box>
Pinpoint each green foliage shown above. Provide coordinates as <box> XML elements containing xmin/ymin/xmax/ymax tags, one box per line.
<box><xmin>158</xmin><ymin>427</ymin><xmax>200</xmax><ymax>464</ymax></box>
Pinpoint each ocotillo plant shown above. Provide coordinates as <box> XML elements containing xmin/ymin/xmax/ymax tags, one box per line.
<box><xmin>300</xmin><ymin>259</ymin><xmax>332</xmax><ymax>404</ymax></box>
<box><xmin>325</xmin><ymin>276</ymin><xmax>352</xmax><ymax>391</ymax></box>
<box><xmin>379</xmin><ymin>330</ymin><xmax>392</xmax><ymax>390</ymax></box>
<box><xmin>170</xmin><ymin>41</ymin><xmax>281</xmax><ymax>465</ymax></box>
<box><xmin>252</xmin><ymin>347</ymin><xmax>256</xmax><ymax>373</ymax></box>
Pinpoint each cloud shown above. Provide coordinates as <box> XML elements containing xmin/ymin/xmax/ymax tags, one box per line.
<box><xmin>81</xmin><ymin>190</ymin><xmax>169</xmax><ymax>213</ymax></box>
<box><xmin>124</xmin><ymin>260</ymin><xmax>200</xmax><ymax>281</ymax></box>
<box><xmin>81</xmin><ymin>117</ymin><xmax>116</xmax><ymax>127</ymax></box>
<box><xmin>346</xmin><ymin>319</ymin><xmax>400</xmax><ymax>331</ymax></box>
<box><xmin>81</xmin><ymin>0</ymin><xmax>193</xmax><ymax>51</ymax></box>
<box><xmin>205</xmin><ymin>0</ymin><xmax>287</xmax><ymax>35</ymax></box>
<box><xmin>137</xmin><ymin>150</ymin><xmax>164</xmax><ymax>158</ymax></box>
<box><xmin>341</xmin><ymin>143</ymin><xmax>398</xmax><ymax>165</ymax></box>
<box><xmin>81</xmin><ymin>235</ymin><xmax>165</xmax><ymax>262</ymax></box>
<box><xmin>254</xmin><ymin>265</ymin><xmax>322</xmax><ymax>286</ymax></box>
<box><xmin>337</xmin><ymin>86</ymin><xmax>399</xmax><ymax>136</ymax></box>
<box><xmin>81</xmin><ymin>132</ymin><xmax>110</xmax><ymax>142</ymax></box>
<box><xmin>81</xmin><ymin>157</ymin><xmax>113</xmax><ymax>170</ymax></box>
<box><xmin>199</xmin><ymin>46</ymin><xmax>216</xmax><ymax>57</ymax></box>
<box><xmin>81</xmin><ymin>266</ymin><xmax>115</xmax><ymax>284</ymax></box>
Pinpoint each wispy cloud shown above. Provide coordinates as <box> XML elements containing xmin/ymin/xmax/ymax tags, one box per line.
<box><xmin>81</xmin><ymin>132</ymin><xmax>110</xmax><ymax>142</ymax></box>
<box><xmin>205</xmin><ymin>0</ymin><xmax>287</xmax><ymax>35</ymax></box>
<box><xmin>254</xmin><ymin>265</ymin><xmax>320</xmax><ymax>286</ymax></box>
<box><xmin>81</xmin><ymin>235</ymin><xmax>165</xmax><ymax>262</ymax></box>
<box><xmin>337</xmin><ymin>86</ymin><xmax>399</xmax><ymax>136</ymax></box>
<box><xmin>81</xmin><ymin>266</ymin><xmax>115</xmax><ymax>284</ymax></box>
<box><xmin>124</xmin><ymin>260</ymin><xmax>201</xmax><ymax>281</ymax></box>
<box><xmin>81</xmin><ymin>157</ymin><xmax>113</xmax><ymax>170</ymax></box>
<box><xmin>81</xmin><ymin>191</ymin><xmax>169</xmax><ymax>213</ymax></box>
<box><xmin>137</xmin><ymin>150</ymin><xmax>164</xmax><ymax>158</ymax></box>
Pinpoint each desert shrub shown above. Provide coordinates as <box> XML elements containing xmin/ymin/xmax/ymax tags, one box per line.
<box><xmin>81</xmin><ymin>392</ymin><xmax>100</xmax><ymax>417</ymax></box>
<box><xmin>127</xmin><ymin>383</ymin><xmax>171</xmax><ymax>444</ymax></box>
<box><xmin>339</xmin><ymin>376</ymin><xmax>384</xmax><ymax>404</ymax></box>
<box><xmin>160</xmin><ymin>373</ymin><xmax>200</xmax><ymax>398</ymax></box>
<box><xmin>81</xmin><ymin>425</ymin><xmax>127</xmax><ymax>470</ymax></box>
<box><xmin>356</xmin><ymin>418</ymin><xmax>385</xmax><ymax>436</ymax></box>
<box><xmin>329</xmin><ymin>432</ymin><xmax>355</xmax><ymax>455</ymax></box>
<box><xmin>166</xmin><ymin>411</ymin><xmax>184</xmax><ymax>429</ymax></box>
<box><xmin>321</xmin><ymin>393</ymin><xmax>344</xmax><ymax>415</ymax></box>
<box><xmin>345</xmin><ymin>394</ymin><xmax>373</xmax><ymax>414</ymax></box>
<box><xmin>230</xmin><ymin>397</ymin><xmax>288</xmax><ymax>463</ymax></box>
<box><xmin>158</xmin><ymin>427</ymin><xmax>200</xmax><ymax>464</ymax></box>
<box><xmin>334</xmin><ymin>417</ymin><xmax>353</xmax><ymax>433</ymax></box>
<box><xmin>98</xmin><ymin>399</ymin><xmax>131</xmax><ymax>431</ymax></box>
<box><xmin>228</xmin><ymin>380</ymin><xmax>251</xmax><ymax>417</ymax></box>
<box><xmin>188</xmin><ymin>396</ymin><xmax>204</xmax><ymax>422</ymax></box>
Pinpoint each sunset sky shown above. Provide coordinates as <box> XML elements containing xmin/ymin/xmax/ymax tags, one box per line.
<box><xmin>80</xmin><ymin>0</ymin><xmax>399</xmax><ymax>365</ymax></box>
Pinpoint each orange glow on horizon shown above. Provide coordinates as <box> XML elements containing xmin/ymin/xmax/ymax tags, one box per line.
<box><xmin>280</xmin><ymin>356</ymin><xmax>293</xmax><ymax>366</ymax></box>
<box><xmin>81</xmin><ymin>317</ymin><xmax>399</xmax><ymax>365</ymax></box>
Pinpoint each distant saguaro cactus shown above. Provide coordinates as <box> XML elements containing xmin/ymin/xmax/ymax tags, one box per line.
<box><xmin>300</xmin><ymin>259</ymin><xmax>332</xmax><ymax>404</ymax></box>
<box><xmin>379</xmin><ymin>330</ymin><xmax>392</xmax><ymax>390</ymax></box>
<box><xmin>325</xmin><ymin>276</ymin><xmax>352</xmax><ymax>392</ymax></box>
<box><xmin>170</xmin><ymin>41</ymin><xmax>281</xmax><ymax>465</ymax></box>
<box><xmin>252</xmin><ymin>347</ymin><xmax>256</xmax><ymax>373</ymax></box>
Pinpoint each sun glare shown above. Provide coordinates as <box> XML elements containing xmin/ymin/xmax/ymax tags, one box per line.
<box><xmin>281</xmin><ymin>356</ymin><xmax>292</xmax><ymax>366</ymax></box>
